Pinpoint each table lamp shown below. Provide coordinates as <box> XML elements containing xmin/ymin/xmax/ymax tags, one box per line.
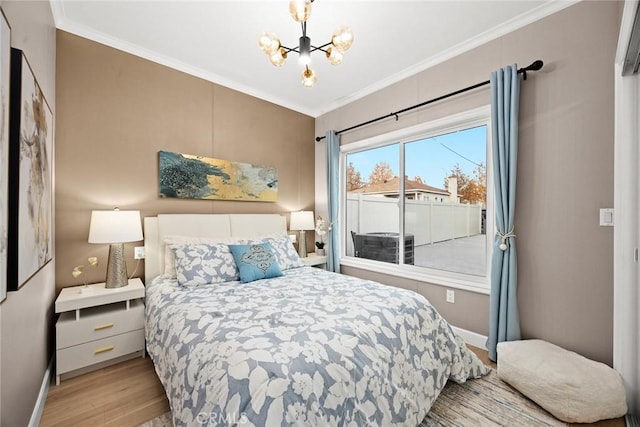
<box><xmin>290</xmin><ymin>210</ymin><xmax>314</xmax><ymax>258</ymax></box>
<box><xmin>88</xmin><ymin>208</ymin><xmax>143</xmax><ymax>288</ymax></box>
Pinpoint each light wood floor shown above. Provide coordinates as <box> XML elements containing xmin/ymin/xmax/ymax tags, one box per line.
<box><xmin>40</xmin><ymin>346</ymin><xmax>625</xmax><ymax>427</ymax></box>
<box><xmin>40</xmin><ymin>357</ymin><xmax>170</xmax><ymax>427</ymax></box>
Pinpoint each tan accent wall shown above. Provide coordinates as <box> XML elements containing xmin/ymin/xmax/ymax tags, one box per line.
<box><xmin>55</xmin><ymin>31</ymin><xmax>315</xmax><ymax>289</ymax></box>
<box><xmin>317</xmin><ymin>1</ymin><xmax>622</xmax><ymax>365</ymax></box>
<box><xmin>0</xmin><ymin>1</ymin><xmax>57</xmax><ymax>425</ymax></box>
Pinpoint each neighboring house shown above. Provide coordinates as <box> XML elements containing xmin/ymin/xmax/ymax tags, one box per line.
<box><xmin>350</xmin><ymin>176</ymin><xmax>460</xmax><ymax>203</ymax></box>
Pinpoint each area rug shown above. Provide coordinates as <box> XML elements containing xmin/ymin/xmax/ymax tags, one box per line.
<box><xmin>420</xmin><ymin>370</ymin><xmax>564</xmax><ymax>426</ymax></box>
<box><xmin>139</xmin><ymin>412</ymin><xmax>172</xmax><ymax>427</ymax></box>
<box><xmin>139</xmin><ymin>370</ymin><xmax>565</xmax><ymax>427</ymax></box>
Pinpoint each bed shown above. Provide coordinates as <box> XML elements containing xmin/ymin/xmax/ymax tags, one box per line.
<box><xmin>144</xmin><ymin>214</ymin><xmax>490</xmax><ymax>426</ymax></box>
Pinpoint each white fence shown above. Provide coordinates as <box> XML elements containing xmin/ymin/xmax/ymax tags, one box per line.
<box><xmin>346</xmin><ymin>194</ymin><xmax>482</xmax><ymax>254</ymax></box>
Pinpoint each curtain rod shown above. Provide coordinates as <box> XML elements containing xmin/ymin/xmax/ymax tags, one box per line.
<box><xmin>315</xmin><ymin>59</ymin><xmax>544</xmax><ymax>142</ymax></box>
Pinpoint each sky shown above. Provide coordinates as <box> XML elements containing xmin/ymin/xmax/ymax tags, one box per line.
<box><xmin>347</xmin><ymin>125</ymin><xmax>487</xmax><ymax>189</ymax></box>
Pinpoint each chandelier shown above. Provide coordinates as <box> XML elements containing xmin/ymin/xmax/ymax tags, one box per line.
<box><xmin>258</xmin><ymin>0</ymin><xmax>354</xmax><ymax>88</ymax></box>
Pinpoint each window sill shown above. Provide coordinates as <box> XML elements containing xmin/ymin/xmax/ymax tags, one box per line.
<box><xmin>340</xmin><ymin>256</ymin><xmax>491</xmax><ymax>295</ymax></box>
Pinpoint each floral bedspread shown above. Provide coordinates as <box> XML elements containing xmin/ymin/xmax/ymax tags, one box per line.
<box><xmin>145</xmin><ymin>267</ymin><xmax>490</xmax><ymax>426</ymax></box>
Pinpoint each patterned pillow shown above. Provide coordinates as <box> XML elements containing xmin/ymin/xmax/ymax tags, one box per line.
<box><xmin>228</xmin><ymin>243</ymin><xmax>283</xmax><ymax>283</ymax></box>
<box><xmin>170</xmin><ymin>243</ymin><xmax>239</xmax><ymax>287</ymax></box>
<box><xmin>246</xmin><ymin>235</ymin><xmax>304</xmax><ymax>270</ymax></box>
<box><xmin>163</xmin><ymin>236</ymin><xmax>235</xmax><ymax>278</ymax></box>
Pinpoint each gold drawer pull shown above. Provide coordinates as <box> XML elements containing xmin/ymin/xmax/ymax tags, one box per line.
<box><xmin>94</xmin><ymin>346</ymin><xmax>114</xmax><ymax>354</ymax></box>
<box><xmin>94</xmin><ymin>323</ymin><xmax>114</xmax><ymax>331</ymax></box>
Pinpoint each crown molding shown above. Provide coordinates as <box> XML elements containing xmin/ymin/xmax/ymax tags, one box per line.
<box><xmin>51</xmin><ymin>0</ymin><xmax>579</xmax><ymax>118</ymax></box>
<box><xmin>315</xmin><ymin>0</ymin><xmax>580</xmax><ymax>117</ymax></box>
<box><xmin>53</xmin><ymin>15</ymin><xmax>317</xmax><ymax>117</ymax></box>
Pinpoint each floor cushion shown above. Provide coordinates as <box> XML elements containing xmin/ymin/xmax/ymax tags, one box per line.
<box><xmin>497</xmin><ymin>339</ymin><xmax>627</xmax><ymax>423</ymax></box>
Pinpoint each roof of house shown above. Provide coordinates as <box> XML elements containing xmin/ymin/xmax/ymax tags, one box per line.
<box><xmin>350</xmin><ymin>176</ymin><xmax>450</xmax><ymax>196</ymax></box>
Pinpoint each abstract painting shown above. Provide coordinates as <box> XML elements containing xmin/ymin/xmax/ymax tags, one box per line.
<box><xmin>159</xmin><ymin>150</ymin><xmax>277</xmax><ymax>202</ymax></box>
<box><xmin>0</xmin><ymin>12</ymin><xmax>9</xmax><ymax>302</ymax></box>
<box><xmin>8</xmin><ymin>48</ymin><xmax>53</xmax><ymax>290</ymax></box>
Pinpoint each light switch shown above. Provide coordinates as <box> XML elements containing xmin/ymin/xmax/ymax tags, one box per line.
<box><xmin>599</xmin><ymin>208</ymin><xmax>614</xmax><ymax>226</ymax></box>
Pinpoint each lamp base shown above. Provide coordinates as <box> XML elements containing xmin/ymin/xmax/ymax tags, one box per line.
<box><xmin>105</xmin><ymin>243</ymin><xmax>129</xmax><ymax>288</ymax></box>
<box><xmin>298</xmin><ymin>231</ymin><xmax>307</xmax><ymax>258</ymax></box>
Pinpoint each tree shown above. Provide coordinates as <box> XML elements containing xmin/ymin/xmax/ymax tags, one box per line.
<box><xmin>471</xmin><ymin>162</ymin><xmax>487</xmax><ymax>205</ymax></box>
<box><xmin>346</xmin><ymin>162</ymin><xmax>364</xmax><ymax>191</ymax></box>
<box><xmin>445</xmin><ymin>162</ymin><xmax>486</xmax><ymax>206</ymax></box>
<box><xmin>446</xmin><ymin>164</ymin><xmax>470</xmax><ymax>193</ymax></box>
<box><xmin>369</xmin><ymin>161</ymin><xmax>394</xmax><ymax>184</ymax></box>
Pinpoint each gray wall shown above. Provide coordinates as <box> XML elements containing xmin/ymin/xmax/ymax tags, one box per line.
<box><xmin>0</xmin><ymin>1</ymin><xmax>56</xmax><ymax>426</ymax></box>
<box><xmin>316</xmin><ymin>1</ymin><xmax>621</xmax><ymax>365</ymax></box>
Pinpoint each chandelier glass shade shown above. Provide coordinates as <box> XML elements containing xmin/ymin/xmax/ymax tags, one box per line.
<box><xmin>289</xmin><ymin>0</ymin><xmax>312</xmax><ymax>23</ymax></box>
<box><xmin>301</xmin><ymin>68</ymin><xmax>317</xmax><ymax>87</ymax></box>
<box><xmin>258</xmin><ymin>0</ymin><xmax>353</xmax><ymax>88</ymax></box>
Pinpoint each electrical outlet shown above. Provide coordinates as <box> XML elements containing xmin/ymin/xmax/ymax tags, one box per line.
<box><xmin>599</xmin><ymin>208</ymin><xmax>614</xmax><ymax>226</ymax></box>
<box><xmin>446</xmin><ymin>289</ymin><xmax>455</xmax><ymax>304</ymax></box>
<box><xmin>134</xmin><ymin>246</ymin><xmax>145</xmax><ymax>260</ymax></box>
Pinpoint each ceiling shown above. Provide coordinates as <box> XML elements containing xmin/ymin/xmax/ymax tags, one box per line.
<box><xmin>50</xmin><ymin>1</ymin><xmax>575</xmax><ymax>117</ymax></box>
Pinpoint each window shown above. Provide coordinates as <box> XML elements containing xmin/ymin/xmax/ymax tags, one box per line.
<box><xmin>341</xmin><ymin>106</ymin><xmax>492</xmax><ymax>292</ymax></box>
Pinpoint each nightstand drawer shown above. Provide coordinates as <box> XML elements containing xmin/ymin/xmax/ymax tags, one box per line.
<box><xmin>56</xmin><ymin>300</ymin><xmax>144</xmax><ymax>349</ymax></box>
<box><xmin>57</xmin><ymin>329</ymin><xmax>144</xmax><ymax>375</ymax></box>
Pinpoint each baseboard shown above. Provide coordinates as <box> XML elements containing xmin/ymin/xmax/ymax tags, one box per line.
<box><xmin>452</xmin><ymin>326</ymin><xmax>488</xmax><ymax>349</ymax></box>
<box><xmin>29</xmin><ymin>356</ymin><xmax>53</xmax><ymax>427</ymax></box>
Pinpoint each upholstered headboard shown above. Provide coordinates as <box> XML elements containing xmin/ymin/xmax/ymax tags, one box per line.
<box><xmin>144</xmin><ymin>214</ymin><xmax>288</xmax><ymax>280</ymax></box>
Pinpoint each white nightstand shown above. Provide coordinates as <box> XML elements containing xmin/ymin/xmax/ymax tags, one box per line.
<box><xmin>301</xmin><ymin>254</ymin><xmax>328</xmax><ymax>269</ymax></box>
<box><xmin>55</xmin><ymin>278</ymin><xmax>145</xmax><ymax>385</ymax></box>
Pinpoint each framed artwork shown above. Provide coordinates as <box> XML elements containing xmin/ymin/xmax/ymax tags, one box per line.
<box><xmin>159</xmin><ymin>150</ymin><xmax>278</xmax><ymax>202</ymax></box>
<box><xmin>7</xmin><ymin>48</ymin><xmax>53</xmax><ymax>291</ymax></box>
<box><xmin>0</xmin><ymin>11</ymin><xmax>9</xmax><ymax>302</ymax></box>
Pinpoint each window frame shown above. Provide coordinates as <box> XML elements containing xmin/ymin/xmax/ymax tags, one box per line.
<box><xmin>339</xmin><ymin>105</ymin><xmax>493</xmax><ymax>294</ymax></box>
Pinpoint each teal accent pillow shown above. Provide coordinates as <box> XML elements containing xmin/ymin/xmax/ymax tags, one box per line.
<box><xmin>228</xmin><ymin>243</ymin><xmax>283</xmax><ymax>283</ymax></box>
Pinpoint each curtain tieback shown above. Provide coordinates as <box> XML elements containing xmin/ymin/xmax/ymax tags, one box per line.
<box><xmin>497</xmin><ymin>228</ymin><xmax>516</xmax><ymax>251</ymax></box>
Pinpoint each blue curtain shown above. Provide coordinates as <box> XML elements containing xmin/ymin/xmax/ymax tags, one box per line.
<box><xmin>326</xmin><ymin>130</ymin><xmax>341</xmax><ymax>272</ymax></box>
<box><xmin>487</xmin><ymin>64</ymin><xmax>521</xmax><ymax>361</ymax></box>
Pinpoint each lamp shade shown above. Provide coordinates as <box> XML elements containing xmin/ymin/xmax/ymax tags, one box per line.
<box><xmin>290</xmin><ymin>210</ymin><xmax>315</xmax><ymax>231</ymax></box>
<box><xmin>88</xmin><ymin>210</ymin><xmax>143</xmax><ymax>244</ymax></box>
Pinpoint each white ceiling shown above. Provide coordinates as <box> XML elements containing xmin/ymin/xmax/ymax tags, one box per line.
<box><xmin>50</xmin><ymin>1</ymin><xmax>575</xmax><ymax>117</ymax></box>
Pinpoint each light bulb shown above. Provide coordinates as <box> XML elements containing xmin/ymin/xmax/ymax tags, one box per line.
<box><xmin>331</xmin><ymin>26</ymin><xmax>354</xmax><ymax>52</ymax></box>
<box><xmin>299</xmin><ymin>53</ymin><xmax>311</xmax><ymax>66</ymax></box>
<box><xmin>301</xmin><ymin>68</ymin><xmax>317</xmax><ymax>87</ymax></box>
<box><xmin>258</xmin><ymin>32</ymin><xmax>280</xmax><ymax>55</ymax></box>
<box><xmin>326</xmin><ymin>46</ymin><xmax>344</xmax><ymax>65</ymax></box>
<box><xmin>269</xmin><ymin>48</ymin><xmax>287</xmax><ymax>67</ymax></box>
<box><xmin>289</xmin><ymin>0</ymin><xmax>312</xmax><ymax>23</ymax></box>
